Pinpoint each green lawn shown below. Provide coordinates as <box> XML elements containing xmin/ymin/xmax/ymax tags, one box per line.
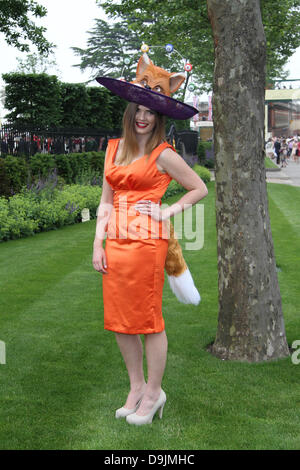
<box><xmin>0</xmin><ymin>182</ymin><xmax>300</xmax><ymax>450</ymax></box>
<box><xmin>265</xmin><ymin>157</ymin><xmax>279</xmax><ymax>169</ymax></box>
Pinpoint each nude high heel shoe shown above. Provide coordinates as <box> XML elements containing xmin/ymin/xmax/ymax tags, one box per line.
<box><xmin>115</xmin><ymin>398</ymin><xmax>142</xmax><ymax>419</ymax></box>
<box><xmin>126</xmin><ymin>390</ymin><xmax>166</xmax><ymax>425</ymax></box>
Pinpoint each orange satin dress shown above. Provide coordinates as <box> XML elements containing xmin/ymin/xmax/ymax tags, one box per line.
<box><xmin>102</xmin><ymin>138</ymin><xmax>174</xmax><ymax>334</ymax></box>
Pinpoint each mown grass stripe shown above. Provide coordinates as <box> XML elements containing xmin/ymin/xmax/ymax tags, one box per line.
<box><xmin>0</xmin><ymin>181</ymin><xmax>299</xmax><ymax>450</ymax></box>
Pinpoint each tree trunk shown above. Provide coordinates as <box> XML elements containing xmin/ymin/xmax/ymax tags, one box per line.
<box><xmin>206</xmin><ymin>0</ymin><xmax>289</xmax><ymax>362</ymax></box>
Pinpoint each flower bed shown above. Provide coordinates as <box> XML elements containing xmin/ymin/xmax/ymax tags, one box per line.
<box><xmin>0</xmin><ymin>184</ymin><xmax>101</xmax><ymax>242</ymax></box>
<box><xmin>0</xmin><ymin>164</ymin><xmax>210</xmax><ymax>242</ymax></box>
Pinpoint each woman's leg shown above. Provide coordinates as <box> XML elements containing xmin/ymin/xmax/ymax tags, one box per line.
<box><xmin>136</xmin><ymin>330</ymin><xmax>168</xmax><ymax>416</ymax></box>
<box><xmin>115</xmin><ymin>333</ymin><xmax>146</xmax><ymax>409</ymax></box>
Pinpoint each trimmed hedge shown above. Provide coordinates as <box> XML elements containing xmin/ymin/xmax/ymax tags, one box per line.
<box><xmin>197</xmin><ymin>141</ymin><xmax>214</xmax><ymax>168</ymax></box>
<box><xmin>161</xmin><ymin>165</ymin><xmax>210</xmax><ymax>201</ymax></box>
<box><xmin>0</xmin><ymin>151</ymin><xmax>105</xmax><ymax>197</ymax></box>
<box><xmin>1</xmin><ymin>147</ymin><xmax>211</xmax><ymax>199</ymax></box>
<box><xmin>30</xmin><ymin>151</ymin><xmax>105</xmax><ymax>183</ymax></box>
<box><xmin>191</xmin><ymin>164</ymin><xmax>211</xmax><ymax>183</ymax></box>
<box><xmin>0</xmin><ymin>155</ymin><xmax>28</xmax><ymax>197</ymax></box>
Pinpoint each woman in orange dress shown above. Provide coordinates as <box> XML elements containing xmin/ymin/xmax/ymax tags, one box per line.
<box><xmin>92</xmin><ymin>54</ymin><xmax>208</xmax><ymax>425</ymax></box>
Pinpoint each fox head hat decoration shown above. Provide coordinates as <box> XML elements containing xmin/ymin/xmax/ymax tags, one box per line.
<box><xmin>96</xmin><ymin>53</ymin><xmax>198</xmax><ymax>120</ymax></box>
<box><xmin>132</xmin><ymin>53</ymin><xmax>185</xmax><ymax>96</ymax></box>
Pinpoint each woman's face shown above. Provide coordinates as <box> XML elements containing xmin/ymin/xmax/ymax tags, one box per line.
<box><xmin>134</xmin><ymin>105</ymin><xmax>156</xmax><ymax>135</ymax></box>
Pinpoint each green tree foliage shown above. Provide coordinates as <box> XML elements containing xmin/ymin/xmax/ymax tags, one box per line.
<box><xmin>72</xmin><ymin>17</ymin><xmax>141</xmax><ymax>81</ymax></box>
<box><xmin>72</xmin><ymin>13</ymin><xmax>194</xmax><ymax>101</ymax></box>
<box><xmin>98</xmin><ymin>0</ymin><xmax>300</xmax><ymax>86</ymax></box>
<box><xmin>15</xmin><ymin>52</ymin><xmax>60</xmax><ymax>75</ymax></box>
<box><xmin>2</xmin><ymin>73</ymin><xmax>62</xmax><ymax>128</ymax></box>
<box><xmin>72</xmin><ymin>15</ymin><xmax>185</xmax><ymax>84</ymax></box>
<box><xmin>97</xmin><ymin>0</ymin><xmax>217</xmax><ymax>91</ymax></box>
<box><xmin>261</xmin><ymin>0</ymin><xmax>300</xmax><ymax>80</ymax></box>
<box><xmin>2</xmin><ymin>73</ymin><xmax>126</xmax><ymax>129</ymax></box>
<box><xmin>0</xmin><ymin>0</ymin><xmax>53</xmax><ymax>54</ymax></box>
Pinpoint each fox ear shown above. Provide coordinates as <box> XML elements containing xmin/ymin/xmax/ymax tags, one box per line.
<box><xmin>136</xmin><ymin>53</ymin><xmax>152</xmax><ymax>77</ymax></box>
<box><xmin>169</xmin><ymin>73</ymin><xmax>186</xmax><ymax>93</ymax></box>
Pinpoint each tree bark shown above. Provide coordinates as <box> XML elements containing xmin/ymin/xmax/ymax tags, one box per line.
<box><xmin>206</xmin><ymin>0</ymin><xmax>289</xmax><ymax>362</ymax></box>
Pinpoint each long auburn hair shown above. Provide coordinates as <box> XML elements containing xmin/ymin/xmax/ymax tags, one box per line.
<box><xmin>117</xmin><ymin>102</ymin><xmax>166</xmax><ymax>165</ymax></box>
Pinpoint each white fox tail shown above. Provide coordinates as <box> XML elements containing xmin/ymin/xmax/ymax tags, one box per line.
<box><xmin>167</xmin><ymin>267</ymin><xmax>201</xmax><ymax>305</ymax></box>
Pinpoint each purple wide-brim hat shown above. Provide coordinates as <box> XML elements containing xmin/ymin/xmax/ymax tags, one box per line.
<box><xmin>96</xmin><ymin>77</ymin><xmax>198</xmax><ymax>120</ymax></box>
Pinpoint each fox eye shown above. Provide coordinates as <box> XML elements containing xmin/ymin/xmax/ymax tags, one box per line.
<box><xmin>153</xmin><ymin>85</ymin><xmax>163</xmax><ymax>93</ymax></box>
<box><xmin>140</xmin><ymin>79</ymin><xmax>148</xmax><ymax>87</ymax></box>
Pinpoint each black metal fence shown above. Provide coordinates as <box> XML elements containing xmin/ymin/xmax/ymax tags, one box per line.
<box><xmin>0</xmin><ymin>125</ymin><xmax>122</xmax><ymax>158</ymax></box>
<box><xmin>167</xmin><ymin>126</ymin><xmax>199</xmax><ymax>165</ymax></box>
<box><xmin>0</xmin><ymin>124</ymin><xmax>200</xmax><ymax>165</ymax></box>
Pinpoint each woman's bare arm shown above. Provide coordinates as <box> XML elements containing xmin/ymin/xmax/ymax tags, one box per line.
<box><xmin>93</xmin><ymin>151</ymin><xmax>114</xmax><ymax>247</ymax></box>
<box><xmin>157</xmin><ymin>147</ymin><xmax>208</xmax><ymax>219</ymax></box>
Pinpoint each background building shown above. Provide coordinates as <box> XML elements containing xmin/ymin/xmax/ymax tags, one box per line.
<box><xmin>265</xmin><ymin>80</ymin><xmax>300</xmax><ymax>138</ymax></box>
<box><xmin>189</xmin><ymin>97</ymin><xmax>213</xmax><ymax>141</ymax></box>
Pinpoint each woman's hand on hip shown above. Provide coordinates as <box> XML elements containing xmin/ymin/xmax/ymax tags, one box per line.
<box><xmin>134</xmin><ymin>200</ymin><xmax>165</xmax><ymax>221</ymax></box>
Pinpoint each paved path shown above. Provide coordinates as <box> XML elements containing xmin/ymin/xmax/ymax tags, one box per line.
<box><xmin>266</xmin><ymin>159</ymin><xmax>300</xmax><ymax>187</ymax></box>
<box><xmin>209</xmin><ymin>159</ymin><xmax>300</xmax><ymax>187</ymax></box>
